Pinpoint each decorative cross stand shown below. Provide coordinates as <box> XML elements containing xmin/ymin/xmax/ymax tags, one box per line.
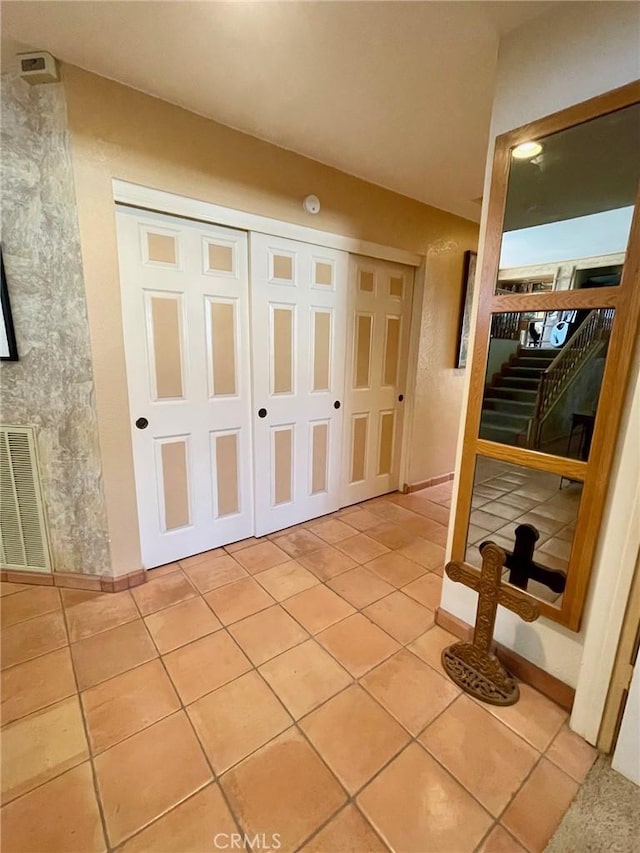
<box><xmin>443</xmin><ymin>542</ymin><xmax>540</xmax><ymax>706</ymax></box>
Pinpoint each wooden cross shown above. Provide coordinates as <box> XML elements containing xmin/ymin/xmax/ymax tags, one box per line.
<box><xmin>442</xmin><ymin>542</ymin><xmax>540</xmax><ymax>705</ymax></box>
<box><xmin>484</xmin><ymin>523</ymin><xmax>566</xmax><ymax>594</ymax></box>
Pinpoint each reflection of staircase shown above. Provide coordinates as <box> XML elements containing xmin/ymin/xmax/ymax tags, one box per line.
<box><xmin>480</xmin><ymin>348</ymin><xmax>556</xmax><ymax>445</ymax></box>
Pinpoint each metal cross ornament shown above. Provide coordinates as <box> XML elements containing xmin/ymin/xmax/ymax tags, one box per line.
<box><xmin>443</xmin><ymin>542</ymin><xmax>540</xmax><ymax>706</ymax></box>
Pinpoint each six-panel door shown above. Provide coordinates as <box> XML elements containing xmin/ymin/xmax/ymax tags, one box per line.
<box><xmin>116</xmin><ymin>207</ymin><xmax>254</xmax><ymax>567</ymax></box>
<box><xmin>250</xmin><ymin>233</ymin><xmax>349</xmax><ymax>536</ymax></box>
<box><xmin>341</xmin><ymin>256</ymin><xmax>414</xmax><ymax>505</ymax></box>
<box><xmin>117</xmin><ymin>208</ymin><xmax>414</xmax><ymax>563</ymax></box>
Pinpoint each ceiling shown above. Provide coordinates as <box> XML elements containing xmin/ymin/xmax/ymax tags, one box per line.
<box><xmin>1</xmin><ymin>1</ymin><xmax>553</xmax><ymax>221</ymax></box>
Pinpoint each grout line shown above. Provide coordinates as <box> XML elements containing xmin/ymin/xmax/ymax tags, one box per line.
<box><xmin>57</xmin><ymin>591</ymin><xmax>112</xmax><ymax>853</ymax></box>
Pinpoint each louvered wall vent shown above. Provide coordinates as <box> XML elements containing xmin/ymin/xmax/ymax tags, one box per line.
<box><xmin>0</xmin><ymin>426</ymin><xmax>52</xmax><ymax>573</ymax></box>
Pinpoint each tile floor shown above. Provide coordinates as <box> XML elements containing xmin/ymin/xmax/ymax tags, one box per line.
<box><xmin>464</xmin><ymin>458</ymin><xmax>582</xmax><ymax>606</ymax></box>
<box><xmin>1</xmin><ymin>484</ymin><xmax>597</xmax><ymax>852</ymax></box>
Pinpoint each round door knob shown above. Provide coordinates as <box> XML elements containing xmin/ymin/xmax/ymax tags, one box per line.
<box><xmin>135</xmin><ymin>417</ymin><xmax>149</xmax><ymax>430</ymax></box>
<box><xmin>258</xmin><ymin>408</ymin><xmax>268</xmax><ymax>418</ymax></box>
<box><xmin>398</xmin><ymin>394</ymin><xmax>404</xmax><ymax>402</ymax></box>
<box><xmin>333</xmin><ymin>400</ymin><xmax>341</xmax><ymax>409</ymax></box>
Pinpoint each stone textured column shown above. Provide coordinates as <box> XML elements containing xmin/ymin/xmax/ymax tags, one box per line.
<box><xmin>1</xmin><ymin>73</ymin><xmax>111</xmax><ymax>576</ymax></box>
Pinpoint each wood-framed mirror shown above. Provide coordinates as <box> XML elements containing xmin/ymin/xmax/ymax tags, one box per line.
<box><xmin>452</xmin><ymin>81</ymin><xmax>640</xmax><ymax>630</ymax></box>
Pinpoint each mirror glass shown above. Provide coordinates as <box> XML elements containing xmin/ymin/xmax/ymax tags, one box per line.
<box><xmin>496</xmin><ymin>103</ymin><xmax>640</xmax><ymax>294</ymax></box>
<box><xmin>479</xmin><ymin>308</ymin><xmax>614</xmax><ymax>459</ymax></box>
<box><xmin>465</xmin><ymin>456</ymin><xmax>582</xmax><ymax>608</ymax></box>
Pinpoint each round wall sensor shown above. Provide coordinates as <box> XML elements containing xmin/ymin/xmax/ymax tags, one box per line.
<box><xmin>303</xmin><ymin>194</ymin><xmax>321</xmax><ymax>215</ymax></box>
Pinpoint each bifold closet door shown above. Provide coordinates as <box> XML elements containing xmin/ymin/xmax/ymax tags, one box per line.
<box><xmin>250</xmin><ymin>233</ymin><xmax>348</xmax><ymax>536</ymax></box>
<box><xmin>342</xmin><ymin>256</ymin><xmax>414</xmax><ymax>505</ymax></box>
<box><xmin>116</xmin><ymin>207</ymin><xmax>254</xmax><ymax>568</ymax></box>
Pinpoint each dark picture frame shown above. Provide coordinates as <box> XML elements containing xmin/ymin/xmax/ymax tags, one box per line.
<box><xmin>1</xmin><ymin>248</ymin><xmax>19</xmax><ymax>361</ymax></box>
<box><xmin>455</xmin><ymin>250</ymin><xmax>477</xmax><ymax>369</ymax></box>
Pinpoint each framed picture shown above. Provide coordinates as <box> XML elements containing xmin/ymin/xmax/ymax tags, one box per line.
<box><xmin>455</xmin><ymin>250</ymin><xmax>477</xmax><ymax>369</ymax></box>
<box><xmin>1</xmin><ymin>248</ymin><xmax>19</xmax><ymax>361</ymax></box>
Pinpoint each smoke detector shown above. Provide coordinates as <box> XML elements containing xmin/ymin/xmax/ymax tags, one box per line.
<box><xmin>303</xmin><ymin>195</ymin><xmax>321</xmax><ymax>215</ymax></box>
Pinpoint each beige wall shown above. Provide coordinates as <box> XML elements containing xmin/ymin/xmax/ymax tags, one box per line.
<box><xmin>443</xmin><ymin>1</ymin><xmax>639</xmax><ymax>711</ymax></box>
<box><xmin>62</xmin><ymin>64</ymin><xmax>478</xmax><ymax>576</ymax></box>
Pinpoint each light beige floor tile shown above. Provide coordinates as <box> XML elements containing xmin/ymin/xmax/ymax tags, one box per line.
<box><xmin>545</xmin><ymin>723</ymin><xmax>598</xmax><ymax>782</ymax></box>
<box><xmin>402</xmin><ymin>573</ymin><xmax>442</xmax><ymax>611</ymax></box>
<box><xmin>259</xmin><ymin>639</ymin><xmax>352</xmax><ymax>719</ymax></box>
<box><xmin>131</xmin><ymin>571</ymin><xmax>196</xmax><ymax>616</ymax></box>
<box><xmin>229</xmin><ymin>605</ymin><xmax>308</xmax><ymax>665</ymax></box>
<box><xmin>82</xmin><ymin>659</ymin><xmax>180</xmax><ymax>753</ymax></box>
<box><xmin>357</xmin><ymin>743</ymin><xmax>492</xmax><ymax>853</ymax></box>
<box><xmin>298</xmin><ymin>545</ymin><xmax>357</xmax><ymax>581</ymax></box>
<box><xmin>365</xmin><ymin>552</ymin><xmax>426</xmax><ymax>588</ymax></box>
<box><xmin>0</xmin><ymin>582</ymin><xmax>32</xmax><ymax>597</ymax></box>
<box><xmin>204</xmin><ymin>578</ymin><xmax>275</xmax><ymax>625</ymax></box>
<box><xmin>221</xmin><ymin>728</ymin><xmax>347</xmax><ymax>851</ymax></box>
<box><xmin>363</xmin><ymin>592</ymin><xmax>434</xmax><ymax>643</ymax></box>
<box><xmin>478</xmin><ymin>825</ymin><xmax>527</xmax><ymax>853</ymax></box>
<box><xmin>224</xmin><ymin>537</ymin><xmax>264</xmax><ymax>554</ymax></box>
<box><xmin>0</xmin><ymin>586</ymin><xmax>61</xmax><ymax>628</ymax></box>
<box><xmin>63</xmin><ymin>589</ymin><xmax>139</xmax><ymax>642</ymax></box>
<box><xmin>95</xmin><ymin>711</ymin><xmax>211</xmax><ymax>847</ymax></box>
<box><xmin>1</xmin><ymin>696</ymin><xmax>89</xmax><ymax>802</ymax></box>
<box><xmin>366</xmin><ymin>522</ymin><xmax>419</xmax><ymax>550</ymax></box>
<box><xmin>0</xmin><ymin>762</ymin><xmax>106</xmax><ymax>853</ymax></box>
<box><xmin>1</xmin><ymin>647</ymin><xmax>76</xmax><ymax>726</ymax></box>
<box><xmin>1</xmin><ymin>610</ymin><xmax>68</xmax><ymax>670</ymax></box>
<box><xmin>187</xmin><ymin>670</ymin><xmax>292</xmax><ymax>774</ymax></box>
<box><xmin>178</xmin><ymin>548</ymin><xmax>225</xmax><ymax>569</ymax></box>
<box><xmin>302</xmin><ymin>805</ymin><xmax>387</xmax><ymax>852</ymax></box>
<box><xmin>341</xmin><ymin>508</ymin><xmax>382</xmax><ymax>532</ymax></box>
<box><xmin>282</xmin><ymin>584</ymin><xmax>355</xmax><ymax>634</ymax></box>
<box><xmin>300</xmin><ymin>685</ymin><xmax>409</xmax><ymax>794</ymax></box>
<box><xmin>305</xmin><ymin>518</ymin><xmax>356</xmax><ymax>544</ymax></box>
<box><xmin>397</xmin><ymin>538</ymin><xmax>446</xmax><ymax>570</ymax></box>
<box><xmin>233</xmin><ymin>541</ymin><xmax>289</xmax><ymax>574</ymax></box>
<box><xmin>361</xmin><ymin>648</ymin><xmax>459</xmax><ymax>735</ymax></box>
<box><xmin>272</xmin><ymin>528</ymin><xmax>325</xmax><ymax>558</ymax></box>
<box><xmin>182</xmin><ymin>553</ymin><xmax>247</xmax><ymax>594</ymax></box>
<box><xmin>162</xmin><ymin>630</ymin><xmax>251</xmax><ymax>704</ymax></box>
<box><xmin>71</xmin><ymin>620</ymin><xmax>157</xmax><ymax>691</ymax></box>
<box><xmin>118</xmin><ymin>784</ymin><xmax>236</xmax><ymax>853</ymax></box>
<box><xmin>420</xmin><ymin>695</ymin><xmax>539</xmax><ymax>816</ymax></box>
<box><xmin>336</xmin><ymin>534</ymin><xmax>390</xmax><ymax>564</ymax></box>
<box><xmin>477</xmin><ymin>682</ymin><xmax>567</xmax><ymax>751</ymax></box>
<box><xmin>327</xmin><ymin>566</ymin><xmax>395</xmax><ymax>609</ymax></box>
<box><xmin>144</xmin><ymin>596</ymin><xmax>221</xmax><ymax>653</ymax></box>
<box><xmin>502</xmin><ymin>758</ymin><xmax>579</xmax><ymax>852</ymax></box>
<box><xmin>317</xmin><ymin>614</ymin><xmax>400</xmax><ymax>678</ymax></box>
<box><xmin>408</xmin><ymin>625</ymin><xmax>459</xmax><ymax>675</ymax></box>
<box><xmin>254</xmin><ymin>560</ymin><xmax>319</xmax><ymax>602</ymax></box>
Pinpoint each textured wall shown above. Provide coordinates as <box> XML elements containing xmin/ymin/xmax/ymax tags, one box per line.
<box><xmin>0</xmin><ymin>73</ymin><xmax>110</xmax><ymax>576</ymax></box>
<box><xmin>62</xmin><ymin>64</ymin><xmax>478</xmax><ymax>574</ymax></box>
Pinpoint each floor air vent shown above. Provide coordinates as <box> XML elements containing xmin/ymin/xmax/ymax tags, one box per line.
<box><xmin>0</xmin><ymin>426</ymin><xmax>52</xmax><ymax>573</ymax></box>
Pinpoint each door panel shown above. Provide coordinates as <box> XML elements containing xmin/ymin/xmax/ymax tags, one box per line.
<box><xmin>250</xmin><ymin>233</ymin><xmax>348</xmax><ymax>536</ymax></box>
<box><xmin>116</xmin><ymin>207</ymin><xmax>253</xmax><ymax>567</ymax></box>
<box><xmin>342</xmin><ymin>256</ymin><xmax>414</xmax><ymax>505</ymax></box>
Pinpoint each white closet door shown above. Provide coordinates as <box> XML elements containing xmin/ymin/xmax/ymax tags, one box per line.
<box><xmin>250</xmin><ymin>233</ymin><xmax>348</xmax><ymax>536</ymax></box>
<box><xmin>341</xmin><ymin>256</ymin><xmax>414</xmax><ymax>505</ymax></box>
<box><xmin>116</xmin><ymin>207</ymin><xmax>253</xmax><ymax>568</ymax></box>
